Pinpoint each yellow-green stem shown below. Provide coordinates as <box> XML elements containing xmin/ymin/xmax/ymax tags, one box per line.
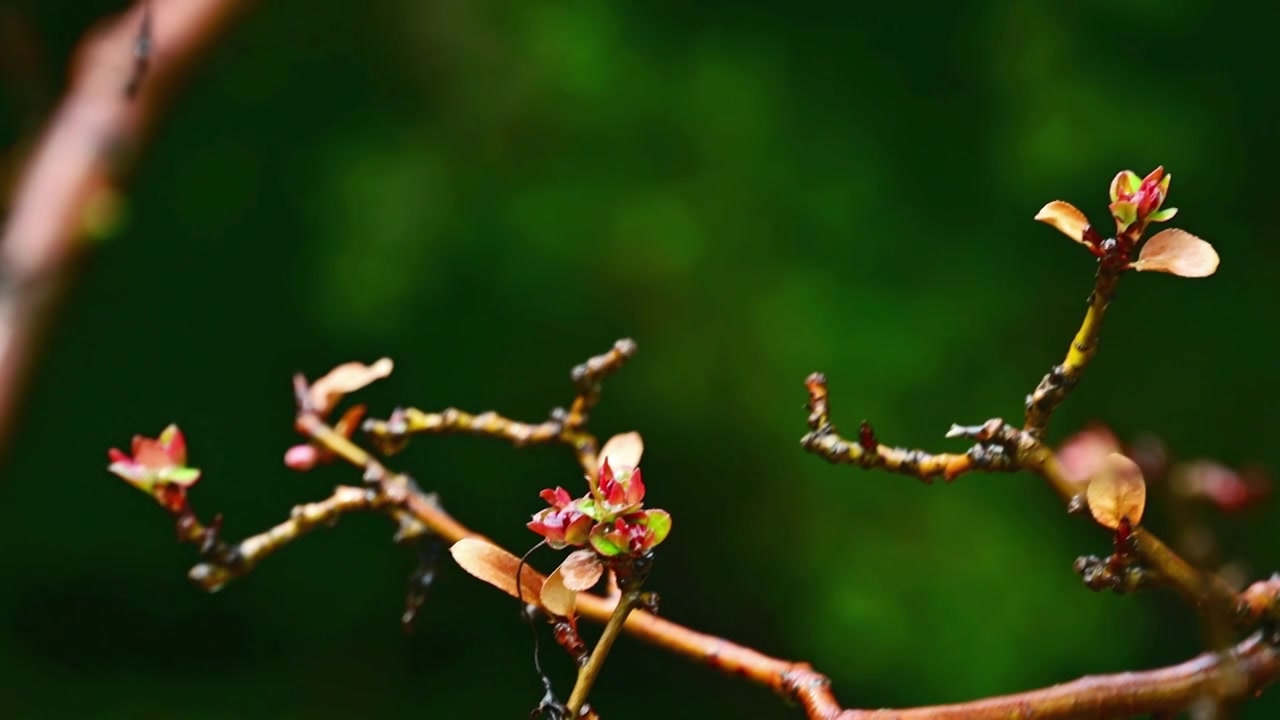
<box><xmin>566</xmin><ymin>589</ymin><xmax>644</xmax><ymax>717</ymax></box>
<box><xmin>1025</xmin><ymin>268</ymin><xmax>1120</xmax><ymax>435</ymax></box>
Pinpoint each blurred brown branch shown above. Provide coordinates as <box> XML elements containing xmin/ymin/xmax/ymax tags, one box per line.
<box><xmin>0</xmin><ymin>0</ymin><xmax>253</xmax><ymax>462</ymax></box>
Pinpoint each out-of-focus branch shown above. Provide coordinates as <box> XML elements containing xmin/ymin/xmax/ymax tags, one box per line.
<box><xmin>0</xmin><ymin>0</ymin><xmax>254</xmax><ymax>461</ymax></box>
<box><xmin>832</xmin><ymin>631</ymin><xmax>1279</xmax><ymax>720</ymax></box>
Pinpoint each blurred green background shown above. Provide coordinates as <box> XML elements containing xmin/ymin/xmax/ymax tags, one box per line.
<box><xmin>2</xmin><ymin>0</ymin><xmax>1278</xmax><ymax>717</ymax></box>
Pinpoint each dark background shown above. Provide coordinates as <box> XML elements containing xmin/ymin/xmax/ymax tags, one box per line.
<box><xmin>2</xmin><ymin>1</ymin><xmax>1278</xmax><ymax>718</ymax></box>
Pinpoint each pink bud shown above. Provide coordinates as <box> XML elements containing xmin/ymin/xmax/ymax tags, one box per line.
<box><xmin>284</xmin><ymin>444</ymin><xmax>319</xmax><ymax>471</ymax></box>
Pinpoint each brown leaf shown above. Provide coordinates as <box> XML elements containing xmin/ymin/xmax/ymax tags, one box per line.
<box><xmin>449</xmin><ymin>538</ymin><xmax>544</xmax><ymax>607</ymax></box>
<box><xmin>599</xmin><ymin>431</ymin><xmax>644</xmax><ymax>470</ymax></box>
<box><xmin>558</xmin><ymin>548</ymin><xmax>604</xmax><ymax>591</ymax></box>
<box><xmin>1086</xmin><ymin>453</ymin><xmax>1147</xmax><ymax>529</ymax></box>
<box><xmin>1132</xmin><ymin>229</ymin><xmax>1219</xmax><ymax>278</ymax></box>
<box><xmin>540</xmin><ymin>566</ymin><xmax>578</xmax><ymax>617</ymax></box>
<box><xmin>308</xmin><ymin>358</ymin><xmax>394</xmax><ymax>415</ymax></box>
<box><xmin>1035</xmin><ymin>201</ymin><xmax>1090</xmax><ymax>245</ymax></box>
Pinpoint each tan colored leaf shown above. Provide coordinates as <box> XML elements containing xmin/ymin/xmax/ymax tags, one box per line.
<box><xmin>558</xmin><ymin>548</ymin><xmax>604</xmax><ymax>591</ymax></box>
<box><xmin>599</xmin><ymin>431</ymin><xmax>644</xmax><ymax>470</ymax></box>
<box><xmin>450</xmin><ymin>538</ymin><xmax>544</xmax><ymax>607</ymax></box>
<box><xmin>308</xmin><ymin>358</ymin><xmax>394</xmax><ymax>415</ymax></box>
<box><xmin>1034</xmin><ymin>201</ymin><xmax>1090</xmax><ymax>245</ymax></box>
<box><xmin>1086</xmin><ymin>453</ymin><xmax>1147</xmax><ymax>529</ymax></box>
<box><xmin>1132</xmin><ymin>229</ymin><xmax>1219</xmax><ymax>278</ymax></box>
<box><xmin>539</xmin><ymin>566</ymin><xmax>578</xmax><ymax>617</ymax></box>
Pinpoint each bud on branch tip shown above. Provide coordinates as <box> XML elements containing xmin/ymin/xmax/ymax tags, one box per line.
<box><xmin>1036</xmin><ymin>167</ymin><xmax>1218</xmax><ymax>278</ymax></box>
<box><xmin>107</xmin><ymin>424</ymin><xmax>201</xmax><ymax>511</ymax></box>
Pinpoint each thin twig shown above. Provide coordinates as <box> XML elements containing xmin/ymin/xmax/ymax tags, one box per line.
<box><xmin>186</xmin><ymin>485</ymin><xmax>394</xmax><ymax>591</ymax></box>
<box><xmin>804</xmin><ymin>372</ymin><xmax>1261</xmax><ymax>633</ymax></box>
<box><xmin>799</xmin><ymin>373</ymin><xmax>1021</xmax><ymax>483</ymax></box>
<box><xmin>566</xmin><ymin>588</ymin><xmax>645</xmax><ymax>717</ymax></box>
<box><xmin>0</xmin><ymin>0</ymin><xmax>255</xmax><ymax>462</ymax></box>
<box><xmin>832</xmin><ymin>631</ymin><xmax>1277</xmax><ymax>720</ymax></box>
<box><xmin>1024</xmin><ymin>267</ymin><xmax>1121</xmax><ymax>437</ymax></box>
<box><xmin>363</xmin><ymin>339</ymin><xmax>637</xmax><ymax>477</ymax></box>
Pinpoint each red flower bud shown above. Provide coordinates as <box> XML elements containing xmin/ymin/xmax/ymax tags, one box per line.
<box><xmin>107</xmin><ymin>424</ymin><xmax>201</xmax><ymax>496</ymax></box>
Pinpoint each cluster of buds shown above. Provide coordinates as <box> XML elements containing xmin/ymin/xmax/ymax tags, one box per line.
<box><xmin>1035</xmin><ymin>166</ymin><xmax>1219</xmax><ymax>277</ymax></box>
<box><xmin>107</xmin><ymin>424</ymin><xmax>201</xmax><ymax>513</ymax></box>
<box><xmin>450</xmin><ymin>432</ymin><xmax>672</xmax><ymax>620</ymax></box>
<box><xmin>1108</xmin><ymin>167</ymin><xmax>1177</xmax><ymax>242</ymax></box>
<box><xmin>528</xmin><ymin>432</ymin><xmax>672</xmax><ymax>559</ymax></box>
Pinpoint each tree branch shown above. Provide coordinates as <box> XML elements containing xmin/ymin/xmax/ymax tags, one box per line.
<box><xmin>833</xmin><ymin>631</ymin><xmax>1278</xmax><ymax>720</ymax></box>
<box><xmin>0</xmin><ymin>0</ymin><xmax>254</xmax><ymax>461</ymax></box>
<box><xmin>801</xmin><ymin>371</ymin><xmax>1266</xmax><ymax>636</ymax></box>
<box><xmin>303</xmin><ymin>381</ymin><xmax>1280</xmax><ymax>720</ymax></box>
<box><xmin>363</xmin><ymin>339</ymin><xmax>636</xmax><ymax>477</ymax></box>
<box><xmin>306</xmin><ymin>346</ymin><xmax>1280</xmax><ymax>718</ymax></box>
<box><xmin>799</xmin><ymin>373</ymin><xmax>1021</xmax><ymax>483</ymax></box>
<box><xmin>566</xmin><ymin>587</ymin><xmax>646</xmax><ymax>717</ymax></box>
<box><xmin>1024</xmin><ymin>267</ymin><xmax>1121</xmax><ymax>437</ymax></box>
<box><xmin>106</xmin><ymin>341</ymin><xmax>1278</xmax><ymax>719</ymax></box>
<box><xmin>185</xmin><ymin>484</ymin><xmax>397</xmax><ymax>592</ymax></box>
